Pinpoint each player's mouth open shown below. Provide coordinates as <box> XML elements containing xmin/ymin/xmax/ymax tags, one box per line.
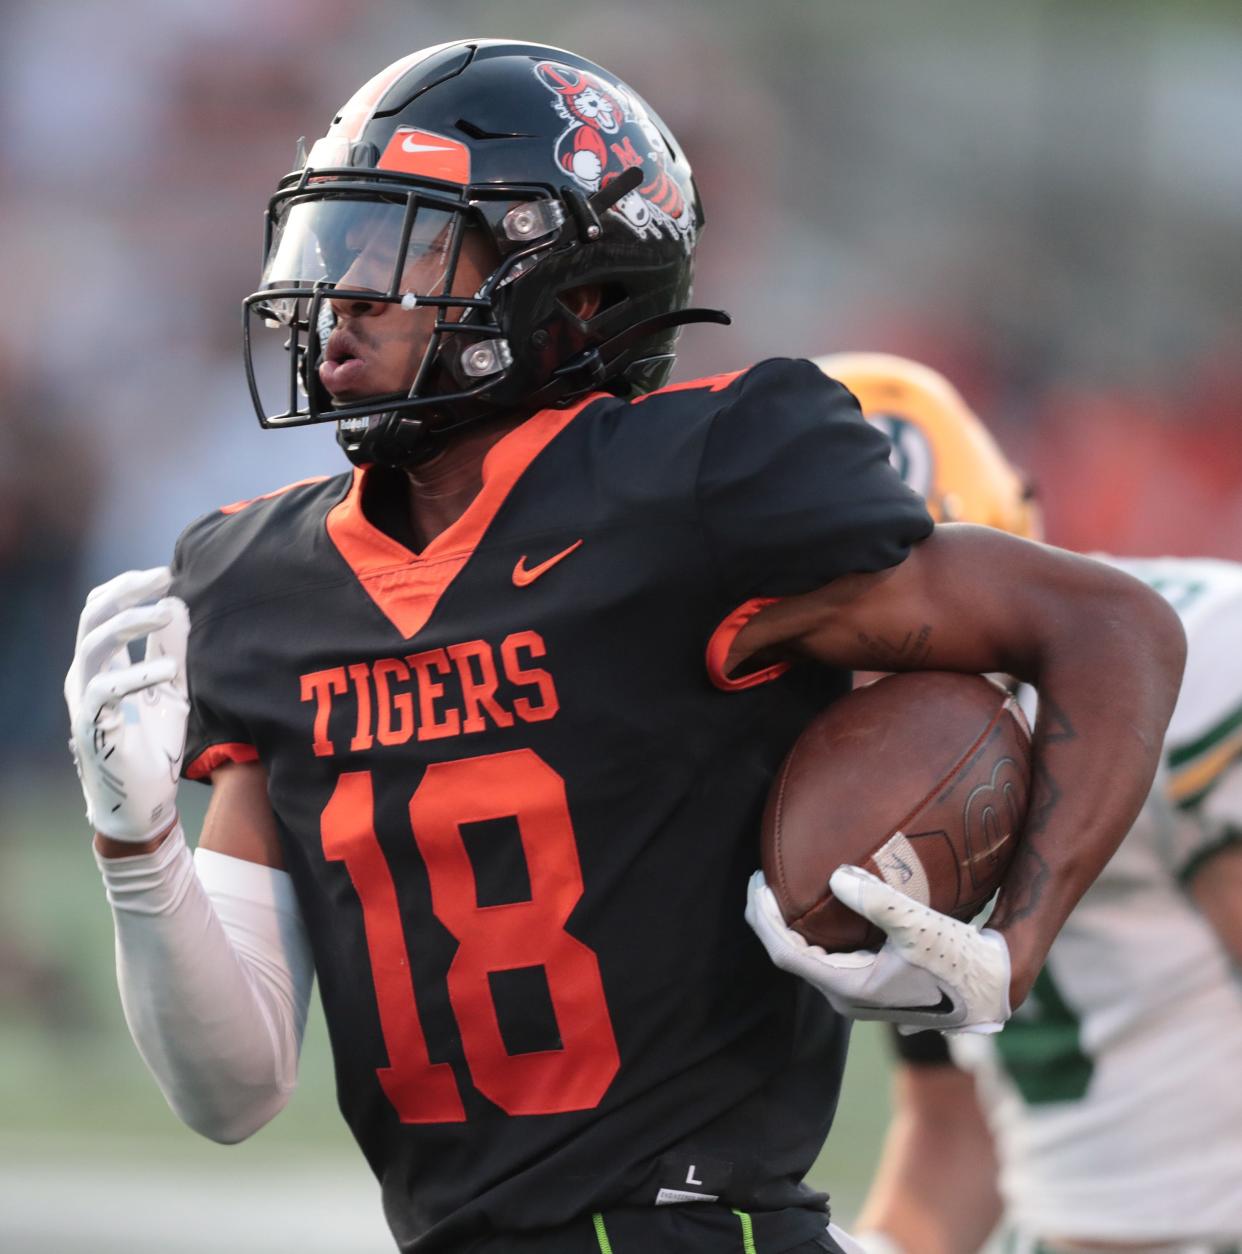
<box><xmin>320</xmin><ymin>330</ymin><xmax>369</xmax><ymax>395</ymax></box>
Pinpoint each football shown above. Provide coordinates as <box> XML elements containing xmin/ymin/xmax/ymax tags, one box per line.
<box><xmin>761</xmin><ymin>672</ymin><xmax>1032</xmax><ymax>951</ymax></box>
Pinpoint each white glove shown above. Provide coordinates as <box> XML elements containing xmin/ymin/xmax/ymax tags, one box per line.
<box><xmin>745</xmin><ymin>866</ymin><xmax>1011</xmax><ymax>1034</ymax></box>
<box><xmin>64</xmin><ymin>567</ymin><xmax>190</xmax><ymax>843</ymax></box>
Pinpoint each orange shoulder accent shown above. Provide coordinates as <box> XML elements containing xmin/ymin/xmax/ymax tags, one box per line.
<box><xmin>185</xmin><ymin>742</ymin><xmax>260</xmax><ymax>781</ymax></box>
<box><xmin>631</xmin><ymin>370</ymin><xmax>745</xmax><ymax>405</ymax></box>
<box><xmin>219</xmin><ymin>476</ymin><xmax>331</xmax><ymax>516</ymax></box>
<box><xmin>326</xmin><ymin>393</ymin><xmax>606</xmax><ymax>640</ymax></box>
<box><xmin>705</xmin><ymin>597</ymin><xmax>792</xmax><ymax>692</ymax></box>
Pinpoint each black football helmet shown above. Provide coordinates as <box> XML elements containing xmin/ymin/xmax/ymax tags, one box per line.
<box><xmin>242</xmin><ymin>38</ymin><xmax>727</xmax><ymax>466</ymax></box>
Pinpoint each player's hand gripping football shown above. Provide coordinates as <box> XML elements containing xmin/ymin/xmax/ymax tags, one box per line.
<box><xmin>64</xmin><ymin>567</ymin><xmax>190</xmax><ymax>843</ymax></box>
<box><xmin>746</xmin><ymin>867</ymin><xmax>1011</xmax><ymax>1034</ymax></box>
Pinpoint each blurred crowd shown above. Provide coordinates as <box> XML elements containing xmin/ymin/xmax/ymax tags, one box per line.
<box><xmin>1</xmin><ymin>0</ymin><xmax>1239</xmax><ymax>773</ymax></box>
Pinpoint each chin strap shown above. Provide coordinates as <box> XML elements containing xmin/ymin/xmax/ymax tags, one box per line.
<box><xmin>524</xmin><ymin>306</ymin><xmax>733</xmax><ymax>409</ymax></box>
<box><xmin>345</xmin><ymin>304</ymin><xmax>733</xmax><ymax>466</ymax></box>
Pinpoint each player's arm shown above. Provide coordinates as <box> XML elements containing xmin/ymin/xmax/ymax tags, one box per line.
<box><xmin>1175</xmin><ymin>757</ymin><xmax>1242</xmax><ymax>964</ymax></box>
<box><xmin>855</xmin><ymin>1039</ymin><xmax>1001</xmax><ymax>1254</ymax></box>
<box><xmin>1158</xmin><ymin>584</ymin><xmax>1242</xmax><ymax>965</ymax></box>
<box><xmin>1188</xmin><ymin>839</ymin><xmax>1242</xmax><ymax>964</ymax></box>
<box><xmin>196</xmin><ymin>758</ymin><xmax>288</xmax><ymax>866</ymax></box>
<box><xmin>66</xmin><ymin>568</ymin><xmax>311</xmax><ymax>1143</ymax></box>
<box><xmin>94</xmin><ymin>753</ymin><xmax>285</xmax><ymax>866</ymax></box>
<box><xmin>734</xmin><ymin>524</ymin><xmax>1187</xmax><ymax>1009</ymax></box>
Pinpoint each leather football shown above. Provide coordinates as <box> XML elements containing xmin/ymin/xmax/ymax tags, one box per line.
<box><xmin>762</xmin><ymin>671</ymin><xmax>1032</xmax><ymax>951</ymax></box>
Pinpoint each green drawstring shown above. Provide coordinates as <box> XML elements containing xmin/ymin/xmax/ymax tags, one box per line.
<box><xmin>731</xmin><ymin>1209</ymin><xmax>758</xmax><ymax>1254</ymax></box>
<box><xmin>591</xmin><ymin>1212</ymin><xmax>613</xmax><ymax>1254</ymax></box>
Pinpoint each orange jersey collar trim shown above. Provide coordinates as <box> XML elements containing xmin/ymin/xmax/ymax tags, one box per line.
<box><xmin>326</xmin><ymin>395</ymin><xmax>607</xmax><ymax>640</ymax></box>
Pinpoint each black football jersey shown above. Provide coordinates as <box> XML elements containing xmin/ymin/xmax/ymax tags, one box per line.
<box><xmin>171</xmin><ymin>358</ymin><xmax>933</xmax><ymax>1253</ymax></box>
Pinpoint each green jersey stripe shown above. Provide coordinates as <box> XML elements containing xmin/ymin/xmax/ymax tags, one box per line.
<box><xmin>1169</xmin><ymin>701</ymin><xmax>1242</xmax><ymax>768</ymax></box>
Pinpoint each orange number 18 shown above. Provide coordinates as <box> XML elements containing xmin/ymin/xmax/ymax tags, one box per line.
<box><xmin>320</xmin><ymin>748</ymin><xmax>620</xmax><ymax>1122</ymax></box>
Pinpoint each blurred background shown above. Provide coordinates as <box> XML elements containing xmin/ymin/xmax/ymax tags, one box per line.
<box><xmin>2</xmin><ymin>0</ymin><xmax>1238</xmax><ymax>1249</ymax></box>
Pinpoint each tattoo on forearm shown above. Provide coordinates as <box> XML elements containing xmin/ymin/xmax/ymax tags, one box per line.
<box><xmin>990</xmin><ymin>762</ymin><xmax>1056</xmax><ymax>927</ymax></box>
<box><xmin>855</xmin><ymin>623</ymin><xmax>933</xmax><ymax>670</ymax></box>
<box><xmin>991</xmin><ymin>696</ymin><xmax>1077</xmax><ymax>928</ymax></box>
<box><xmin>990</xmin><ymin>843</ymin><xmax>1052</xmax><ymax>929</ymax></box>
<box><xmin>1038</xmin><ymin>695</ymin><xmax>1078</xmax><ymax>746</ymax></box>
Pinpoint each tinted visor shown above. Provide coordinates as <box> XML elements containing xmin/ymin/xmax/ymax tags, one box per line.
<box><xmin>258</xmin><ymin>196</ymin><xmax>456</xmax><ymax>323</ymax></box>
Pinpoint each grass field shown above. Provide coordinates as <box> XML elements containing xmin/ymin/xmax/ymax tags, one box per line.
<box><xmin>0</xmin><ymin>773</ymin><xmax>895</xmax><ymax>1251</ymax></box>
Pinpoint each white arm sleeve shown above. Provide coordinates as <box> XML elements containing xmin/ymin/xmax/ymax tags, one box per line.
<box><xmin>95</xmin><ymin>824</ymin><xmax>314</xmax><ymax>1143</ymax></box>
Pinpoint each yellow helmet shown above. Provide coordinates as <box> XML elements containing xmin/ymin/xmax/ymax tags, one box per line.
<box><xmin>814</xmin><ymin>351</ymin><xmax>1042</xmax><ymax>541</ymax></box>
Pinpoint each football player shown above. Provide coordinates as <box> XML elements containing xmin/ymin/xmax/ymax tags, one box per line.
<box><xmin>64</xmin><ymin>43</ymin><xmax>1186</xmax><ymax>1254</ymax></box>
<box><xmin>821</xmin><ymin>353</ymin><xmax>1242</xmax><ymax>1254</ymax></box>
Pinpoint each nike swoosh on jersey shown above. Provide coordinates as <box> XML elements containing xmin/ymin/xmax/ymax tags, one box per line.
<box><xmin>886</xmin><ymin>989</ymin><xmax>956</xmax><ymax>1016</ymax></box>
<box><xmin>512</xmin><ymin>540</ymin><xmax>584</xmax><ymax>587</ymax></box>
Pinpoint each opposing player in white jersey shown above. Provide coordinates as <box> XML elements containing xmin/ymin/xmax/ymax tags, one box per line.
<box><xmin>819</xmin><ymin>353</ymin><xmax>1242</xmax><ymax>1254</ymax></box>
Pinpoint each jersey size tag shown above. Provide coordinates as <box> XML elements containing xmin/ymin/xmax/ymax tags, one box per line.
<box><xmin>653</xmin><ymin>1152</ymin><xmax>732</xmax><ymax>1205</ymax></box>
